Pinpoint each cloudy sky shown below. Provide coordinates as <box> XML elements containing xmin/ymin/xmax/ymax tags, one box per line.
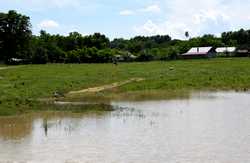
<box><xmin>1</xmin><ymin>0</ymin><xmax>250</xmax><ymax>39</ymax></box>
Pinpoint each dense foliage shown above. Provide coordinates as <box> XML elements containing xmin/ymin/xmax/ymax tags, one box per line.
<box><xmin>1</xmin><ymin>10</ymin><xmax>250</xmax><ymax>64</ymax></box>
<box><xmin>0</xmin><ymin>10</ymin><xmax>32</xmax><ymax>63</ymax></box>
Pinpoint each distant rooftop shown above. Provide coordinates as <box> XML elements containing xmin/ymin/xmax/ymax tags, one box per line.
<box><xmin>182</xmin><ymin>47</ymin><xmax>213</xmax><ymax>56</ymax></box>
<box><xmin>216</xmin><ymin>47</ymin><xmax>236</xmax><ymax>53</ymax></box>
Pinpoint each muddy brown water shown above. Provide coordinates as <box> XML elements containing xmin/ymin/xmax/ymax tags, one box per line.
<box><xmin>0</xmin><ymin>92</ymin><xmax>250</xmax><ymax>163</ymax></box>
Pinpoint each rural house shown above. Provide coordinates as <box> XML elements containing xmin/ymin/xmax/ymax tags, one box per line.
<box><xmin>216</xmin><ymin>47</ymin><xmax>236</xmax><ymax>57</ymax></box>
<box><xmin>182</xmin><ymin>47</ymin><xmax>216</xmax><ymax>59</ymax></box>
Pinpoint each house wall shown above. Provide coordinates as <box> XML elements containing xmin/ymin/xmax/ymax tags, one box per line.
<box><xmin>208</xmin><ymin>51</ymin><xmax>216</xmax><ymax>58</ymax></box>
<box><xmin>182</xmin><ymin>54</ymin><xmax>209</xmax><ymax>59</ymax></box>
<box><xmin>216</xmin><ymin>52</ymin><xmax>236</xmax><ymax>57</ymax></box>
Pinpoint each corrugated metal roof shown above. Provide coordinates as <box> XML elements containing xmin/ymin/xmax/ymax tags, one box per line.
<box><xmin>187</xmin><ymin>47</ymin><xmax>213</xmax><ymax>53</ymax></box>
<box><xmin>216</xmin><ymin>47</ymin><xmax>236</xmax><ymax>53</ymax></box>
<box><xmin>182</xmin><ymin>47</ymin><xmax>213</xmax><ymax>55</ymax></box>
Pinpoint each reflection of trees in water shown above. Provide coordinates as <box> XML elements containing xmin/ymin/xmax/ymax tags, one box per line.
<box><xmin>112</xmin><ymin>107</ymin><xmax>146</xmax><ymax>120</ymax></box>
<box><xmin>0</xmin><ymin>116</ymin><xmax>33</xmax><ymax>140</ymax></box>
<box><xmin>0</xmin><ymin>110</ymin><xmax>112</xmax><ymax>140</ymax></box>
<box><xmin>43</xmin><ymin>118</ymin><xmax>48</xmax><ymax>136</ymax></box>
<box><xmin>40</xmin><ymin>111</ymin><xmax>111</xmax><ymax>136</ymax></box>
<box><xmin>42</xmin><ymin>116</ymin><xmax>76</xmax><ymax>137</ymax></box>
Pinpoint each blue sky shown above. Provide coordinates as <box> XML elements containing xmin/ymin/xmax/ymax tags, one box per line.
<box><xmin>1</xmin><ymin>0</ymin><xmax>250</xmax><ymax>40</ymax></box>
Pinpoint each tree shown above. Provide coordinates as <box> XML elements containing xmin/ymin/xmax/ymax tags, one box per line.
<box><xmin>89</xmin><ymin>33</ymin><xmax>110</xmax><ymax>49</ymax></box>
<box><xmin>0</xmin><ymin>10</ymin><xmax>32</xmax><ymax>63</ymax></box>
<box><xmin>185</xmin><ymin>31</ymin><xmax>190</xmax><ymax>40</ymax></box>
<box><xmin>137</xmin><ymin>50</ymin><xmax>154</xmax><ymax>61</ymax></box>
<box><xmin>65</xmin><ymin>50</ymin><xmax>80</xmax><ymax>63</ymax></box>
<box><xmin>31</xmin><ymin>46</ymin><xmax>48</xmax><ymax>64</ymax></box>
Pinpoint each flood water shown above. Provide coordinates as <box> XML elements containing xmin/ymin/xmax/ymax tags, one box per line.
<box><xmin>0</xmin><ymin>92</ymin><xmax>250</xmax><ymax>163</ymax></box>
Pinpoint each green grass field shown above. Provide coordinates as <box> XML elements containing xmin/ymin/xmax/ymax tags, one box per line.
<box><xmin>1</xmin><ymin>58</ymin><xmax>250</xmax><ymax>115</ymax></box>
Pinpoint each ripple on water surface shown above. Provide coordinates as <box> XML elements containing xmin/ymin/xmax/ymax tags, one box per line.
<box><xmin>0</xmin><ymin>91</ymin><xmax>250</xmax><ymax>163</ymax></box>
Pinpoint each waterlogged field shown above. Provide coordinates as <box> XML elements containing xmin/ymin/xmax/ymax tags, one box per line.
<box><xmin>1</xmin><ymin>58</ymin><xmax>250</xmax><ymax>115</ymax></box>
<box><xmin>0</xmin><ymin>92</ymin><xmax>250</xmax><ymax>163</ymax></box>
<box><xmin>1</xmin><ymin>59</ymin><xmax>250</xmax><ymax>162</ymax></box>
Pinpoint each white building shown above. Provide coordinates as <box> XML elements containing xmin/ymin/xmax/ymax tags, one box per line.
<box><xmin>216</xmin><ymin>47</ymin><xmax>236</xmax><ymax>54</ymax></box>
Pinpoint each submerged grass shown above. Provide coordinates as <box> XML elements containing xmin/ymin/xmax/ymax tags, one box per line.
<box><xmin>1</xmin><ymin>58</ymin><xmax>250</xmax><ymax>115</ymax></box>
<box><xmin>65</xmin><ymin>90</ymin><xmax>191</xmax><ymax>102</ymax></box>
<box><xmin>40</xmin><ymin>103</ymin><xmax>115</xmax><ymax>114</ymax></box>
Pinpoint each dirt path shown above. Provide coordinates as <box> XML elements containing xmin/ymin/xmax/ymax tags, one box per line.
<box><xmin>68</xmin><ymin>78</ymin><xmax>145</xmax><ymax>95</ymax></box>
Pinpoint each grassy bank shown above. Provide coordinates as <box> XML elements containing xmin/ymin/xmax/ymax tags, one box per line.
<box><xmin>1</xmin><ymin>58</ymin><xmax>250</xmax><ymax>115</ymax></box>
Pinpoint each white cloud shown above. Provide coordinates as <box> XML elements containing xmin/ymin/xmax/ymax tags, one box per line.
<box><xmin>119</xmin><ymin>10</ymin><xmax>135</xmax><ymax>16</ymax></box>
<box><xmin>134</xmin><ymin>0</ymin><xmax>250</xmax><ymax>39</ymax></box>
<box><xmin>39</xmin><ymin>20</ymin><xmax>59</xmax><ymax>29</ymax></box>
<box><xmin>5</xmin><ymin>0</ymin><xmax>250</xmax><ymax>38</ymax></box>
<box><xmin>134</xmin><ymin>20</ymin><xmax>190</xmax><ymax>39</ymax></box>
<box><xmin>120</xmin><ymin>4</ymin><xmax>161</xmax><ymax>16</ymax></box>
<box><xmin>139</xmin><ymin>4</ymin><xmax>161</xmax><ymax>13</ymax></box>
<box><xmin>134</xmin><ymin>20</ymin><xmax>159</xmax><ymax>34</ymax></box>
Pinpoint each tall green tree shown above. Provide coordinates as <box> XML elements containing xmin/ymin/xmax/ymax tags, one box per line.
<box><xmin>185</xmin><ymin>31</ymin><xmax>190</xmax><ymax>40</ymax></box>
<box><xmin>0</xmin><ymin>10</ymin><xmax>32</xmax><ymax>62</ymax></box>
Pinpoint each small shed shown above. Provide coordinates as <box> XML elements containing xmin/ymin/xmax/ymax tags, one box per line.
<box><xmin>8</xmin><ymin>58</ymin><xmax>29</xmax><ymax>65</ymax></box>
<box><xmin>216</xmin><ymin>47</ymin><xmax>236</xmax><ymax>57</ymax></box>
<box><xmin>129</xmin><ymin>54</ymin><xmax>137</xmax><ymax>60</ymax></box>
<box><xmin>123</xmin><ymin>52</ymin><xmax>137</xmax><ymax>61</ymax></box>
<box><xmin>182</xmin><ymin>47</ymin><xmax>215</xmax><ymax>59</ymax></box>
<box><xmin>114</xmin><ymin>55</ymin><xmax>124</xmax><ymax>61</ymax></box>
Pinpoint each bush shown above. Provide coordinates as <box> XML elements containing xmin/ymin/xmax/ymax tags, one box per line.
<box><xmin>96</xmin><ymin>49</ymin><xmax>115</xmax><ymax>63</ymax></box>
<box><xmin>79</xmin><ymin>47</ymin><xmax>98</xmax><ymax>63</ymax></box>
<box><xmin>137</xmin><ymin>50</ymin><xmax>154</xmax><ymax>61</ymax></box>
<box><xmin>65</xmin><ymin>50</ymin><xmax>80</xmax><ymax>63</ymax></box>
<box><xmin>31</xmin><ymin>46</ymin><xmax>48</xmax><ymax>64</ymax></box>
<box><xmin>47</xmin><ymin>45</ymin><xmax>66</xmax><ymax>63</ymax></box>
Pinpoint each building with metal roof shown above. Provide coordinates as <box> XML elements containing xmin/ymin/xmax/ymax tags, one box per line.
<box><xmin>216</xmin><ymin>47</ymin><xmax>236</xmax><ymax>57</ymax></box>
<box><xmin>216</xmin><ymin>47</ymin><xmax>236</xmax><ymax>53</ymax></box>
<box><xmin>182</xmin><ymin>47</ymin><xmax>215</xmax><ymax>59</ymax></box>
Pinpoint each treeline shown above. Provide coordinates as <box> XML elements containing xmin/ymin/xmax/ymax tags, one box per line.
<box><xmin>1</xmin><ymin>10</ymin><xmax>250</xmax><ymax>64</ymax></box>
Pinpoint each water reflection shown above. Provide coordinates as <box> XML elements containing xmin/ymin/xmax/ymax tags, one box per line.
<box><xmin>43</xmin><ymin>118</ymin><xmax>48</xmax><ymax>136</ymax></box>
<box><xmin>0</xmin><ymin>91</ymin><xmax>250</xmax><ymax>163</ymax></box>
<box><xmin>0</xmin><ymin>115</ymin><xmax>33</xmax><ymax>140</ymax></box>
<box><xmin>0</xmin><ymin>110</ymin><xmax>111</xmax><ymax>141</ymax></box>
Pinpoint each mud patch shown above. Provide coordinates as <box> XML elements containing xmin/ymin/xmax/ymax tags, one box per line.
<box><xmin>68</xmin><ymin>78</ymin><xmax>145</xmax><ymax>95</ymax></box>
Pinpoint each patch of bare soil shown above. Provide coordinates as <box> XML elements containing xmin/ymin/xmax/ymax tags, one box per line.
<box><xmin>68</xmin><ymin>78</ymin><xmax>145</xmax><ymax>95</ymax></box>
